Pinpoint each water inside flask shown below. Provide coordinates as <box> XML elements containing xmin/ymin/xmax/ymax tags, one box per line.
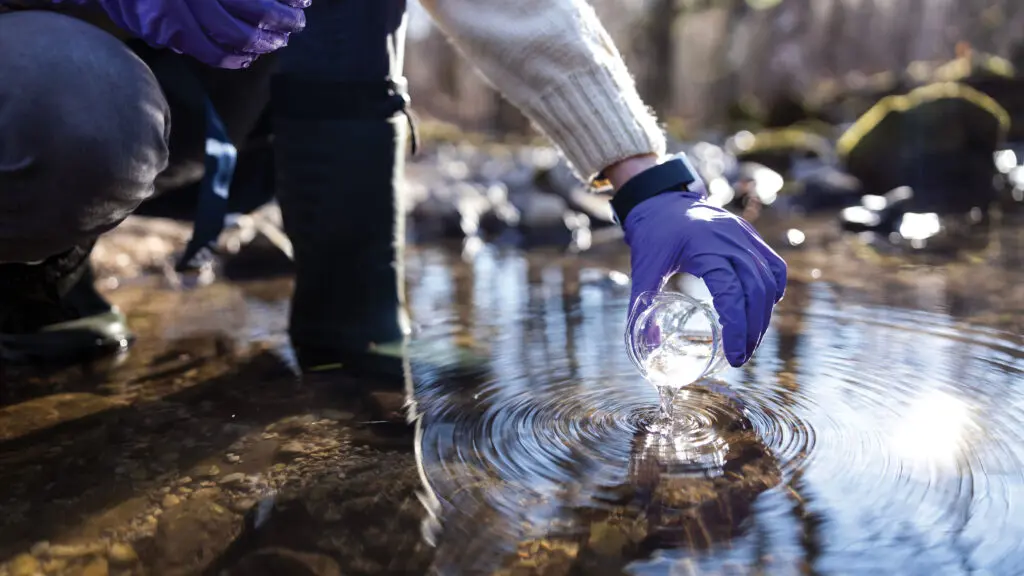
<box><xmin>626</xmin><ymin>273</ymin><xmax>726</xmax><ymax>423</ymax></box>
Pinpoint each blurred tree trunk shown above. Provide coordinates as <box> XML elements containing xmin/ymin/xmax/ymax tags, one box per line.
<box><xmin>706</xmin><ymin>0</ymin><xmax>748</xmax><ymax>127</ymax></box>
<box><xmin>405</xmin><ymin>0</ymin><xmax>1024</xmax><ymax>136</ymax></box>
<box><xmin>636</xmin><ymin>0</ymin><xmax>679</xmax><ymax>115</ymax></box>
<box><xmin>894</xmin><ymin>0</ymin><xmax>924</xmax><ymax>70</ymax></box>
<box><xmin>435</xmin><ymin>36</ymin><xmax>460</xmax><ymax>100</ymax></box>
<box><xmin>822</xmin><ymin>0</ymin><xmax>845</xmax><ymax>76</ymax></box>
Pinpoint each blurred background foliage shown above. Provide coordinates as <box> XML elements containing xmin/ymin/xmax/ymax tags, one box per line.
<box><xmin>404</xmin><ymin>0</ymin><xmax>1024</xmax><ymax>140</ymax></box>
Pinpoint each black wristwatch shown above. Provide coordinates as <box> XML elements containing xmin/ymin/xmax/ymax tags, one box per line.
<box><xmin>609</xmin><ymin>154</ymin><xmax>699</xmax><ymax>226</ymax></box>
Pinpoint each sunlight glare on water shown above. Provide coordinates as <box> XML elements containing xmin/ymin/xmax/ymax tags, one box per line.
<box><xmin>890</xmin><ymin>390</ymin><xmax>977</xmax><ymax>470</ymax></box>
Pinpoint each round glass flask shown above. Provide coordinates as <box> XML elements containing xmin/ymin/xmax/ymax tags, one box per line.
<box><xmin>626</xmin><ymin>273</ymin><xmax>726</xmax><ymax>390</ymax></box>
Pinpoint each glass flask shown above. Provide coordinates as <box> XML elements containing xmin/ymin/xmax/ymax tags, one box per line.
<box><xmin>626</xmin><ymin>274</ymin><xmax>726</xmax><ymax>419</ymax></box>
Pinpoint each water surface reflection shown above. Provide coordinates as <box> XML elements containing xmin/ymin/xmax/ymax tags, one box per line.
<box><xmin>404</xmin><ymin>226</ymin><xmax>1024</xmax><ymax>574</ymax></box>
<box><xmin>1</xmin><ymin>220</ymin><xmax>1022</xmax><ymax>575</ymax></box>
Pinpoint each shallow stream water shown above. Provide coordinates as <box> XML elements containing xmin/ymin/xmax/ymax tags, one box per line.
<box><xmin>404</xmin><ymin>220</ymin><xmax>1024</xmax><ymax>575</ymax></box>
<box><xmin>0</xmin><ymin>216</ymin><xmax>1022</xmax><ymax>575</ymax></box>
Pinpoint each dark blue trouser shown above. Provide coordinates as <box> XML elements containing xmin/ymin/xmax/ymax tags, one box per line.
<box><xmin>0</xmin><ymin>4</ymin><xmax>409</xmax><ymax>360</ymax></box>
<box><xmin>273</xmin><ymin>0</ymin><xmax>411</xmax><ymax>364</ymax></box>
<box><xmin>0</xmin><ymin>11</ymin><xmax>171</xmax><ymax>264</ymax></box>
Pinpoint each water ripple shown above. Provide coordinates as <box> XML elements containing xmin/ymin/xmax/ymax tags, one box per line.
<box><xmin>404</xmin><ymin>248</ymin><xmax>1024</xmax><ymax>575</ymax></box>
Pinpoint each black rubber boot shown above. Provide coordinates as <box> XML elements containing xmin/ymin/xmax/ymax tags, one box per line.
<box><xmin>272</xmin><ymin>0</ymin><xmax>413</xmax><ymax>414</ymax></box>
<box><xmin>274</xmin><ymin>112</ymin><xmax>409</xmax><ymax>369</ymax></box>
<box><xmin>0</xmin><ymin>244</ymin><xmax>131</xmax><ymax>364</ymax></box>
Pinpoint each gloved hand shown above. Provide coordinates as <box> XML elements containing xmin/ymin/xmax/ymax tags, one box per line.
<box><xmin>625</xmin><ymin>190</ymin><xmax>787</xmax><ymax>367</ymax></box>
<box><xmin>71</xmin><ymin>0</ymin><xmax>309</xmax><ymax>69</ymax></box>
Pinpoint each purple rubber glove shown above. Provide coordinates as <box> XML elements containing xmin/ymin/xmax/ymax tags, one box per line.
<box><xmin>68</xmin><ymin>0</ymin><xmax>308</xmax><ymax>69</ymax></box>
<box><xmin>624</xmin><ymin>190</ymin><xmax>787</xmax><ymax>367</ymax></box>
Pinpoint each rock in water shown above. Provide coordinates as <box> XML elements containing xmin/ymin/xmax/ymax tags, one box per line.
<box><xmin>219</xmin><ymin>472</ymin><xmax>247</xmax><ymax>487</ymax></box>
<box><xmin>838</xmin><ymin>82</ymin><xmax>1006</xmax><ymax>214</ymax></box>
<box><xmin>725</xmin><ymin>127</ymin><xmax>835</xmax><ymax>178</ymax></box>
<box><xmin>8</xmin><ymin>554</ymin><xmax>41</xmax><ymax>576</ymax></box>
<box><xmin>275</xmin><ymin>441</ymin><xmax>308</xmax><ymax>462</ymax></box>
<box><xmin>107</xmin><ymin>542</ymin><xmax>139</xmax><ymax>567</ymax></box>
<box><xmin>47</xmin><ymin>542</ymin><xmax>106</xmax><ymax>558</ymax></box>
<box><xmin>153</xmin><ymin>496</ymin><xmax>243</xmax><ymax>576</ymax></box>
<box><xmin>966</xmin><ymin>75</ymin><xmax>1024</xmax><ymax>141</ymax></box>
<box><xmin>506</xmin><ymin>188</ymin><xmax>577</xmax><ymax>247</ymax></box>
<box><xmin>80</xmin><ymin>557</ymin><xmax>109</xmax><ymax>576</ymax></box>
<box><xmin>785</xmin><ymin>165</ymin><xmax>864</xmax><ymax>213</ymax></box>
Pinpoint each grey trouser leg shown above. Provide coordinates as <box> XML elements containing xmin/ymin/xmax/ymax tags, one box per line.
<box><xmin>0</xmin><ymin>11</ymin><xmax>170</xmax><ymax>264</ymax></box>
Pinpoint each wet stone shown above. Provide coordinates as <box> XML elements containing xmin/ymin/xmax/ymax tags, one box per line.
<box><xmin>8</xmin><ymin>554</ymin><xmax>40</xmax><ymax>576</ymax></box>
<box><xmin>107</xmin><ymin>543</ymin><xmax>138</xmax><ymax>567</ymax></box>
<box><xmin>275</xmin><ymin>441</ymin><xmax>309</xmax><ymax>462</ymax></box>
<box><xmin>227</xmin><ymin>498</ymin><xmax>257</xmax><ymax>514</ymax></box>
<box><xmin>161</xmin><ymin>494</ymin><xmax>181</xmax><ymax>508</ymax></box>
<box><xmin>219</xmin><ymin>473</ymin><xmax>247</xmax><ymax>487</ymax></box>
<box><xmin>79</xmin><ymin>557</ymin><xmax>108</xmax><ymax>576</ymax></box>
<box><xmin>153</xmin><ymin>496</ymin><xmax>243</xmax><ymax>576</ymax></box>
<box><xmin>48</xmin><ymin>542</ymin><xmax>106</xmax><ymax>558</ymax></box>
<box><xmin>366</xmin><ymin>392</ymin><xmax>406</xmax><ymax>421</ymax></box>
<box><xmin>587</xmin><ymin>520</ymin><xmax>635</xmax><ymax>557</ymax></box>
<box><xmin>41</xmin><ymin>558</ymin><xmax>68</xmax><ymax>574</ymax></box>
<box><xmin>225</xmin><ymin>453</ymin><xmax>241</xmax><ymax>464</ymax></box>
<box><xmin>193</xmin><ymin>488</ymin><xmax>223</xmax><ymax>500</ymax></box>
<box><xmin>498</xmin><ymin>539</ymin><xmax>579</xmax><ymax>576</ymax></box>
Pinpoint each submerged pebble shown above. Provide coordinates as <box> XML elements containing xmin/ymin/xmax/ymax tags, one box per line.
<box><xmin>107</xmin><ymin>543</ymin><xmax>138</xmax><ymax>566</ymax></box>
<box><xmin>7</xmin><ymin>555</ymin><xmax>39</xmax><ymax>576</ymax></box>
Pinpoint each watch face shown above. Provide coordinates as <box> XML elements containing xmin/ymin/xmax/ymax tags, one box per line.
<box><xmin>678</xmin><ymin>153</ymin><xmax>699</xmax><ymax>183</ymax></box>
<box><xmin>591</xmin><ymin>178</ymin><xmax>614</xmax><ymax>194</ymax></box>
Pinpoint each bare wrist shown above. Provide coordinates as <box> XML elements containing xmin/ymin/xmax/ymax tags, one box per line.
<box><xmin>602</xmin><ymin>154</ymin><xmax>659</xmax><ymax>193</ymax></box>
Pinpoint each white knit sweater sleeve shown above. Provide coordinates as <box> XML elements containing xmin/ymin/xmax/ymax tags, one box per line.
<box><xmin>417</xmin><ymin>0</ymin><xmax>667</xmax><ymax>182</ymax></box>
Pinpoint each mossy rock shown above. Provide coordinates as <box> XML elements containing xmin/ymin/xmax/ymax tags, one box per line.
<box><xmin>838</xmin><ymin>82</ymin><xmax>1008</xmax><ymax>197</ymax></box>
<box><xmin>931</xmin><ymin>52</ymin><xmax>1014</xmax><ymax>83</ymax></box>
<box><xmin>725</xmin><ymin>127</ymin><xmax>835</xmax><ymax>176</ymax></box>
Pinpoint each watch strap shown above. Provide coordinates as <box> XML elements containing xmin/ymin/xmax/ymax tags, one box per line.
<box><xmin>609</xmin><ymin>155</ymin><xmax>699</xmax><ymax>225</ymax></box>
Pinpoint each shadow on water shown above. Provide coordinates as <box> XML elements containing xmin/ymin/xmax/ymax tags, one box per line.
<box><xmin>0</xmin><ymin>217</ymin><xmax>1023</xmax><ymax>575</ymax></box>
